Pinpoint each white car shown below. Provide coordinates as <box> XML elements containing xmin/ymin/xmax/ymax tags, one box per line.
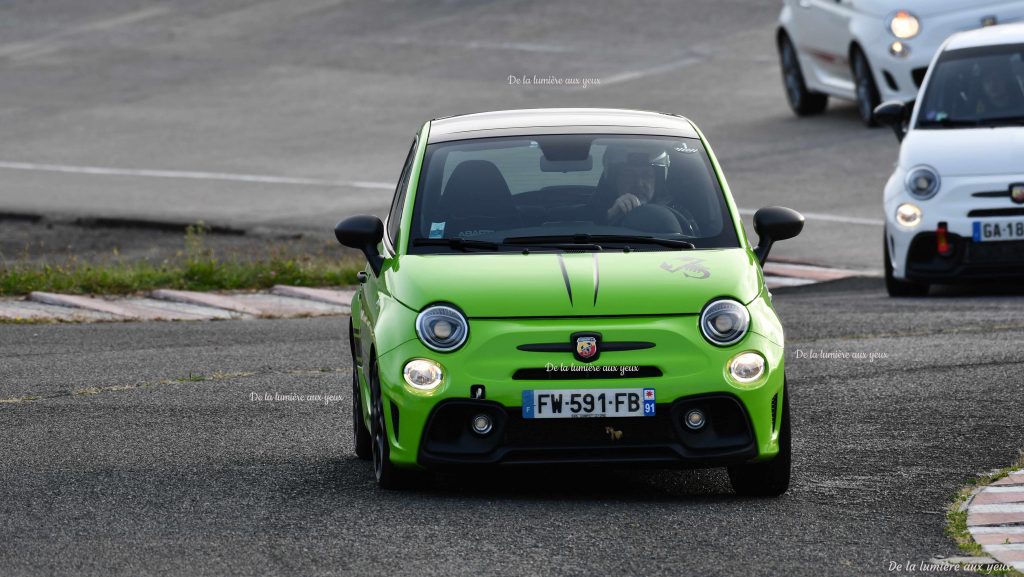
<box><xmin>873</xmin><ymin>23</ymin><xmax>1024</xmax><ymax>296</ymax></box>
<box><xmin>777</xmin><ymin>0</ymin><xmax>1024</xmax><ymax>125</ymax></box>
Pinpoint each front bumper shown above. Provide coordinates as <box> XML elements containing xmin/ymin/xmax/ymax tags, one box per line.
<box><xmin>899</xmin><ymin>231</ymin><xmax>1024</xmax><ymax>282</ymax></box>
<box><xmin>371</xmin><ymin>314</ymin><xmax>785</xmax><ymax>470</ymax></box>
<box><xmin>417</xmin><ymin>394</ymin><xmax>762</xmax><ymax>468</ymax></box>
<box><xmin>885</xmin><ymin>172</ymin><xmax>1024</xmax><ymax>281</ymax></box>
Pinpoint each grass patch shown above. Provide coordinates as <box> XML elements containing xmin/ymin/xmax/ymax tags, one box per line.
<box><xmin>0</xmin><ymin>224</ymin><xmax>362</xmax><ymax>296</ymax></box>
<box><xmin>946</xmin><ymin>451</ymin><xmax>1024</xmax><ymax>575</ymax></box>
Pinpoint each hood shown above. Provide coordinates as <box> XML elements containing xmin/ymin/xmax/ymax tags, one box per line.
<box><xmin>855</xmin><ymin>0</ymin><xmax>1009</xmax><ymax>18</ymax></box>
<box><xmin>386</xmin><ymin>249</ymin><xmax>761</xmax><ymax>317</ymax></box>
<box><xmin>901</xmin><ymin>127</ymin><xmax>1024</xmax><ymax>176</ymax></box>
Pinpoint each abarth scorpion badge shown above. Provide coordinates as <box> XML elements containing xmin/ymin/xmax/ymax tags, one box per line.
<box><xmin>572</xmin><ymin>332</ymin><xmax>601</xmax><ymax>363</ymax></box>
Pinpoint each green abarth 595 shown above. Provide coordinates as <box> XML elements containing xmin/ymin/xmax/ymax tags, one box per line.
<box><xmin>336</xmin><ymin>108</ymin><xmax>804</xmax><ymax>495</ymax></box>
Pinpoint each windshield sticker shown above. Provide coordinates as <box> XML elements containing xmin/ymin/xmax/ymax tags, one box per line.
<box><xmin>674</xmin><ymin>142</ymin><xmax>699</xmax><ymax>154</ymax></box>
<box><xmin>660</xmin><ymin>256</ymin><xmax>711</xmax><ymax>279</ymax></box>
<box><xmin>429</xmin><ymin>222</ymin><xmax>446</xmax><ymax>238</ymax></box>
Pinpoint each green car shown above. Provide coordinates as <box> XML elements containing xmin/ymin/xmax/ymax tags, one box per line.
<box><xmin>336</xmin><ymin>108</ymin><xmax>804</xmax><ymax>495</ymax></box>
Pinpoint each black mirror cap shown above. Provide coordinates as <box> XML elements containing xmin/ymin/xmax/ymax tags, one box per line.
<box><xmin>335</xmin><ymin>215</ymin><xmax>384</xmax><ymax>248</ymax></box>
<box><xmin>334</xmin><ymin>215</ymin><xmax>385</xmax><ymax>275</ymax></box>
<box><xmin>753</xmin><ymin>207</ymin><xmax>804</xmax><ymax>265</ymax></box>
<box><xmin>873</xmin><ymin>100</ymin><xmax>911</xmax><ymax>142</ymax></box>
<box><xmin>754</xmin><ymin>206</ymin><xmax>804</xmax><ymax>242</ymax></box>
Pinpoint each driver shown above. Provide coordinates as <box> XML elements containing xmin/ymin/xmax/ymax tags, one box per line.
<box><xmin>976</xmin><ymin>59</ymin><xmax>1024</xmax><ymax>115</ymax></box>
<box><xmin>588</xmin><ymin>148</ymin><xmax>671</xmax><ymax>224</ymax></box>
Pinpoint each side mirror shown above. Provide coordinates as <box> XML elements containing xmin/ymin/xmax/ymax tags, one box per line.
<box><xmin>753</xmin><ymin>206</ymin><xmax>804</xmax><ymax>266</ymax></box>
<box><xmin>873</xmin><ymin>100</ymin><xmax>910</xmax><ymax>142</ymax></box>
<box><xmin>335</xmin><ymin>215</ymin><xmax>384</xmax><ymax>276</ymax></box>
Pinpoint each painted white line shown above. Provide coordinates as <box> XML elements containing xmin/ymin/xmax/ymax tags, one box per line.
<box><xmin>971</xmin><ymin>526</ymin><xmax>1024</xmax><ymax>534</ymax></box>
<box><xmin>364</xmin><ymin>36</ymin><xmax>573</xmax><ymax>54</ymax></box>
<box><xmin>764</xmin><ymin>275</ymin><xmax>816</xmax><ymax>287</ymax></box>
<box><xmin>984</xmin><ymin>544</ymin><xmax>1024</xmax><ymax>551</ymax></box>
<box><xmin>602</xmin><ymin>55</ymin><xmax>704</xmax><ymax>87</ymax></box>
<box><xmin>971</xmin><ymin>504</ymin><xmax>1024</xmax><ymax>513</ymax></box>
<box><xmin>0</xmin><ymin>7</ymin><xmax>169</xmax><ymax>60</ymax></box>
<box><xmin>984</xmin><ymin>487</ymin><xmax>1024</xmax><ymax>494</ymax></box>
<box><xmin>0</xmin><ymin>161</ymin><xmax>394</xmax><ymax>190</ymax></box>
<box><xmin>738</xmin><ymin>208</ymin><xmax>884</xmax><ymax>227</ymax></box>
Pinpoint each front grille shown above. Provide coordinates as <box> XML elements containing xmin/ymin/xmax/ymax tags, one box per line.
<box><xmin>511</xmin><ymin>366</ymin><xmax>662</xmax><ymax>380</ymax></box>
<box><xmin>968</xmin><ymin>208</ymin><xmax>1024</xmax><ymax>217</ymax></box>
<box><xmin>504</xmin><ymin>413</ymin><xmax>676</xmax><ymax>447</ymax></box>
<box><xmin>771</xmin><ymin>393</ymin><xmax>778</xmax><ymax>432</ymax></box>
<box><xmin>968</xmin><ymin>240</ymin><xmax>1024</xmax><ymax>264</ymax></box>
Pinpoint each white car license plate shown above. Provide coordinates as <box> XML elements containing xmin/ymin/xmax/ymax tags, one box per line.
<box><xmin>521</xmin><ymin>388</ymin><xmax>655</xmax><ymax>419</ymax></box>
<box><xmin>973</xmin><ymin>220</ymin><xmax>1024</xmax><ymax>242</ymax></box>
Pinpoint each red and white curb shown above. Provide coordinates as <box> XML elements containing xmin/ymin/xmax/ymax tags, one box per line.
<box><xmin>966</xmin><ymin>469</ymin><xmax>1024</xmax><ymax>571</ymax></box>
<box><xmin>762</xmin><ymin>260</ymin><xmax>878</xmax><ymax>290</ymax></box>
<box><xmin>0</xmin><ymin>285</ymin><xmax>354</xmax><ymax>323</ymax></box>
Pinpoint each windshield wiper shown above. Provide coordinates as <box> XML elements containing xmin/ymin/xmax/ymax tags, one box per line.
<box><xmin>918</xmin><ymin>117</ymin><xmax>981</xmax><ymax>128</ymax></box>
<box><xmin>503</xmin><ymin>234</ymin><xmax>694</xmax><ymax>250</ymax></box>
<box><xmin>976</xmin><ymin>115</ymin><xmax>1024</xmax><ymax>127</ymax></box>
<box><xmin>412</xmin><ymin>237</ymin><xmax>501</xmax><ymax>251</ymax></box>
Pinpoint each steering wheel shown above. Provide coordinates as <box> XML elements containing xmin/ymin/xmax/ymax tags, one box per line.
<box><xmin>664</xmin><ymin>205</ymin><xmax>702</xmax><ymax>237</ymax></box>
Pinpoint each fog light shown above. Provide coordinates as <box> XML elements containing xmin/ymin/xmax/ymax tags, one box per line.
<box><xmin>728</xmin><ymin>351</ymin><xmax>766</xmax><ymax>385</ymax></box>
<box><xmin>471</xmin><ymin>413</ymin><xmax>493</xmax><ymax>435</ymax></box>
<box><xmin>684</xmin><ymin>409</ymin><xmax>706</xmax><ymax>430</ymax></box>
<box><xmin>402</xmin><ymin>359</ymin><xmax>444</xmax><ymax>391</ymax></box>
<box><xmin>889</xmin><ymin>41</ymin><xmax>909</xmax><ymax>58</ymax></box>
<box><xmin>896</xmin><ymin>203</ymin><xmax>922</xmax><ymax>228</ymax></box>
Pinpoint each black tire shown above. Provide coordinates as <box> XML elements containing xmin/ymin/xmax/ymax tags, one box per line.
<box><xmin>852</xmin><ymin>48</ymin><xmax>881</xmax><ymax>127</ymax></box>
<box><xmin>728</xmin><ymin>384</ymin><xmax>791</xmax><ymax>497</ymax></box>
<box><xmin>351</xmin><ymin>324</ymin><xmax>372</xmax><ymax>460</ymax></box>
<box><xmin>778</xmin><ymin>33</ymin><xmax>828</xmax><ymax>116</ymax></box>
<box><xmin>368</xmin><ymin>359</ymin><xmax>430</xmax><ymax>490</ymax></box>
<box><xmin>884</xmin><ymin>230</ymin><xmax>929</xmax><ymax>297</ymax></box>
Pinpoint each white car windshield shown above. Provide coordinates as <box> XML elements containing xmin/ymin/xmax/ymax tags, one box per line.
<box><xmin>407</xmin><ymin>134</ymin><xmax>740</xmax><ymax>254</ymax></box>
<box><xmin>918</xmin><ymin>44</ymin><xmax>1024</xmax><ymax>128</ymax></box>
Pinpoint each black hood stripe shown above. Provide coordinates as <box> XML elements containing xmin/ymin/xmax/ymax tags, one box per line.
<box><xmin>592</xmin><ymin>253</ymin><xmax>600</xmax><ymax>306</ymax></box>
<box><xmin>556</xmin><ymin>253</ymin><xmax>573</xmax><ymax>305</ymax></box>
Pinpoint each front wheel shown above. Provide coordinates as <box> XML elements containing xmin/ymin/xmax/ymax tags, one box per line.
<box><xmin>884</xmin><ymin>231</ymin><xmax>929</xmax><ymax>297</ymax></box>
<box><xmin>369</xmin><ymin>359</ymin><xmax>430</xmax><ymax>490</ymax></box>
<box><xmin>728</xmin><ymin>384</ymin><xmax>791</xmax><ymax>497</ymax></box>
<box><xmin>779</xmin><ymin>33</ymin><xmax>828</xmax><ymax>116</ymax></box>
<box><xmin>351</xmin><ymin>324</ymin><xmax>371</xmax><ymax>460</ymax></box>
<box><xmin>852</xmin><ymin>48</ymin><xmax>881</xmax><ymax>127</ymax></box>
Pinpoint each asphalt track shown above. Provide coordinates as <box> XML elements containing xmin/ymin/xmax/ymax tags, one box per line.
<box><xmin>3</xmin><ymin>1</ymin><xmax>1024</xmax><ymax>575</ymax></box>
<box><xmin>2</xmin><ymin>0</ymin><xmax>894</xmax><ymax>271</ymax></box>
<box><xmin>3</xmin><ymin>279</ymin><xmax>1024</xmax><ymax>576</ymax></box>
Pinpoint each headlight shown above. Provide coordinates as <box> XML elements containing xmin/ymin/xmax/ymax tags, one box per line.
<box><xmin>699</xmin><ymin>299</ymin><xmax>750</xmax><ymax>346</ymax></box>
<box><xmin>415</xmin><ymin>304</ymin><xmax>468</xmax><ymax>352</ymax></box>
<box><xmin>905</xmin><ymin>166</ymin><xmax>940</xmax><ymax>199</ymax></box>
<box><xmin>896</xmin><ymin>203</ymin><xmax>922</xmax><ymax>228</ymax></box>
<box><xmin>889</xmin><ymin>10</ymin><xmax>920</xmax><ymax>39</ymax></box>
<box><xmin>403</xmin><ymin>359</ymin><xmax>444</xmax><ymax>391</ymax></box>
<box><xmin>727</xmin><ymin>352</ymin><xmax>766</xmax><ymax>385</ymax></box>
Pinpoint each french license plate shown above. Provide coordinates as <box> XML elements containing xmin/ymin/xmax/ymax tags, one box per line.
<box><xmin>522</xmin><ymin>388</ymin><xmax>655</xmax><ymax>419</ymax></box>
<box><xmin>973</xmin><ymin>220</ymin><xmax>1024</xmax><ymax>242</ymax></box>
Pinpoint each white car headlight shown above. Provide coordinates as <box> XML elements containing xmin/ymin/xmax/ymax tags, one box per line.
<box><xmin>415</xmin><ymin>304</ymin><xmax>468</xmax><ymax>352</ymax></box>
<box><xmin>905</xmin><ymin>166</ymin><xmax>940</xmax><ymax>199</ymax></box>
<box><xmin>700</xmin><ymin>299</ymin><xmax>750</xmax><ymax>347</ymax></box>
<box><xmin>896</xmin><ymin>203</ymin><xmax>922</xmax><ymax>228</ymax></box>
<box><xmin>889</xmin><ymin>10</ymin><xmax>920</xmax><ymax>39</ymax></box>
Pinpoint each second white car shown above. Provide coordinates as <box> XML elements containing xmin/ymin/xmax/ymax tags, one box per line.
<box><xmin>778</xmin><ymin>0</ymin><xmax>1024</xmax><ymax>125</ymax></box>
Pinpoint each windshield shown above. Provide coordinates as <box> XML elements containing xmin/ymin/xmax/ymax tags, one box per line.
<box><xmin>407</xmin><ymin>134</ymin><xmax>740</xmax><ymax>254</ymax></box>
<box><xmin>917</xmin><ymin>44</ymin><xmax>1024</xmax><ymax>129</ymax></box>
